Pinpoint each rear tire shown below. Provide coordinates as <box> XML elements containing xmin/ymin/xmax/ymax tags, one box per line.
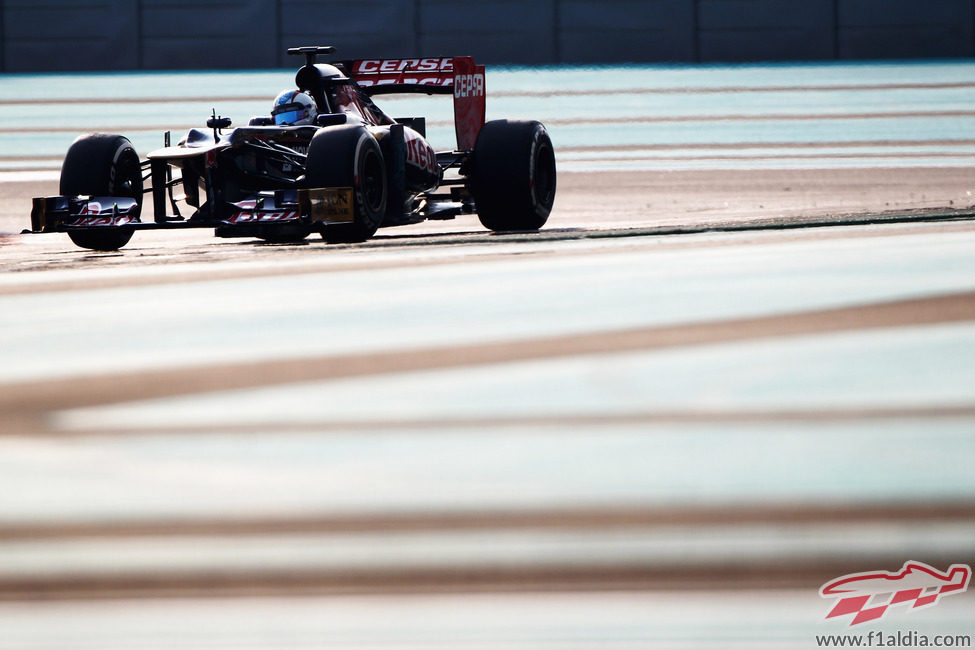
<box><xmin>469</xmin><ymin>120</ymin><xmax>556</xmax><ymax>232</ymax></box>
<box><xmin>60</xmin><ymin>133</ymin><xmax>142</xmax><ymax>251</ymax></box>
<box><xmin>305</xmin><ymin>125</ymin><xmax>386</xmax><ymax>244</ymax></box>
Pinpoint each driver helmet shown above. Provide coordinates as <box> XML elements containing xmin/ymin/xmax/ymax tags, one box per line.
<box><xmin>271</xmin><ymin>90</ymin><xmax>318</xmax><ymax>126</ymax></box>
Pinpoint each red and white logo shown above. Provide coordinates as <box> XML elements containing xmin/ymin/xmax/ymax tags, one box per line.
<box><xmin>820</xmin><ymin>561</ymin><xmax>971</xmax><ymax>626</ymax></box>
<box><xmin>353</xmin><ymin>58</ymin><xmax>453</xmax><ymax>74</ymax></box>
<box><xmin>352</xmin><ymin>58</ymin><xmax>455</xmax><ymax>88</ymax></box>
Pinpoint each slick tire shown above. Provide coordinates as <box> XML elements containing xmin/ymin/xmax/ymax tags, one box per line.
<box><xmin>470</xmin><ymin>120</ymin><xmax>556</xmax><ymax>232</ymax></box>
<box><xmin>305</xmin><ymin>125</ymin><xmax>386</xmax><ymax>244</ymax></box>
<box><xmin>60</xmin><ymin>133</ymin><xmax>143</xmax><ymax>251</ymax></box>
<box><xmin>257</xmin><ymin>223</ymin><xmax>312</xmax><ymax>244</ymax></box>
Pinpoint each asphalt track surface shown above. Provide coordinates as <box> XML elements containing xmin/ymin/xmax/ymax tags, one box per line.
<box><xmin>1</xmin><ymin>61</ymin><xmax>974</xmax><ymax>647</ymax></box>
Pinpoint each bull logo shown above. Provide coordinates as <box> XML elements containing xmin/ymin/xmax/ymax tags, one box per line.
<box><xmin>820</xmin><ymin>561</ymin><xmax>971</xmax><ymax>626</ymax></box>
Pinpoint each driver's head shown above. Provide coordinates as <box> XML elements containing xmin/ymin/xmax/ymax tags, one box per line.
<box><xmin>271</xmin><ymin>90</ymin><xmax>318</xmax><ymax>126</ymax></box>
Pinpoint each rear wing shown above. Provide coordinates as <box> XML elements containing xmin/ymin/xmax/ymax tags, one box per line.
<box><xmin>345</xmin><ymin>57</ymin><xmax>486</xmax><ymax>151</ymax></box>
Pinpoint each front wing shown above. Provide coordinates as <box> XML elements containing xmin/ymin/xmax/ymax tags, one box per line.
<box><xmin>29</xmin><ymin>189</ymin><xmax>356</xmax><ymax>235</ymax></box>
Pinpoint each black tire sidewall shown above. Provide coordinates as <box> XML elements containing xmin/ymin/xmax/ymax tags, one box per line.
<box><xmin>470</xmin><ymin>120</ymin><xmax>556</xmax><ymax>232</ymax></box>
<box><xmin>60</xmin><ymin>133</ymin><xmax>142</xmax><ymax>251</ymax></box>
<box><xmin>60</xmin><ymin>133</ymin><xmax>143</xmax><ymax>201</ymax></box>
<box><xmin>305</xmin><ymin>125</ymin><xmax>387</xmax><ymax>243</ymax></box>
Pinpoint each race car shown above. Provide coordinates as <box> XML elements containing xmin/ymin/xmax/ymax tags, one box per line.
<box><xmin>29</xmin><ymin>46</ymin><xmax>557</xmax><ymax>251</ymax></box>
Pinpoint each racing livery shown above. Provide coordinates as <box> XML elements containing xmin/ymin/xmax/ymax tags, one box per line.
<box><xmin>30</xmin><ymin>46</ymin><xmax>557</xmax><ymax>250</ymax></box>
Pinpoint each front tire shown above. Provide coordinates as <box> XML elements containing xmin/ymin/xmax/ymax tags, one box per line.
<box><xmin>305</xmin><ymin>125</ymin><xmax>386</xmax><ymax>244</ymax></box>
<box><xmin>469</xmin><ymin>120</ymin><xmax>556</xmax><ymax>232</ymax></box>
<box><xmin>59</xmin><ymin>133</ymin><xmax>142</xmax><ymax>251</ymax></box>
<box><xmin>257</xmin><ymin>224</ymin><xmax>311</xmax><ymax>244</ymax></box>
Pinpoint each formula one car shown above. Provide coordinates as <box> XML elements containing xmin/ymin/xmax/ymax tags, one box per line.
<box><xmin>29</xmin><ymin>46</ymin><xmax>557</xmax><ymax>250</ymax></box>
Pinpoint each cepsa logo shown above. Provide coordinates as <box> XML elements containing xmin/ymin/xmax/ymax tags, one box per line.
<box><xmin>454</xmin><ymin>73</ymin><xmax>484</xmax><ymax>98</ymax></box>
<box><xmin>353</xmin><ymin>58</ymin><xmax>454</xmax><ymax>87</ymax></box>
<box><xmin>354</xmin><ymin>58</ymin><xmax>453</xmax><ymax>74</ymax></box>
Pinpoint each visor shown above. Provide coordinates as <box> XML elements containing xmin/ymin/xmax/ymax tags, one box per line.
<box><xmin>272</xmin><ymin>102</ymin><xmax>308</xmax><ymax>125</ymax></box>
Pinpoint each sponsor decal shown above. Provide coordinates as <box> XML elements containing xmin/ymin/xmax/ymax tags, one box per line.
<box><xmin>354</xmin><ymin>58</ymin><xmax>453</xmax><ymax>74</ymax></box>
<box><xmin>451</xmin><ymin>58</ymin><xmax>485</xmax><ymax>151</ymax></box>
<box><xmin>78</xmin><ymin>202</ymin><xmax>101</xmax><ymax>216</ymax></box>
<box><xmin>353</xmin><ymin>58</ymin><xmax>455</xmax><ymax>88</ymax></box>
<box><xmin>225</xmin><ymin>210</ymin><xmax>300</xmax><ymax>224</ymax></box>
<box><xmin>301</xmin><ymin>187</ymin><xmax>354</xmax><ymax>224</ymax></box>
<box><xmin>69</xmin><ymin>216</ymin><xmax>136</xmax><ymax>227</ymax></box>
<box><xmin>404</xmin><ymin>132</ymin><xmax>437</xmax><ymax>174</ymax></box>
<box><xmin>357</xmin><ymin>76</ymin><xmax>452</xmax><ymax>88</ymax></box>
<box><xmin>68</xmin><ymin>201</ymin><xmax>137</xmax><ymax>226</ymax></box>
<box><xmin>819</xmin><ymin>561</ymin><xmax>971</xmax><ymax>626</ymax></box>
<box><xmin>453</xmin><ymin>73</ymin><xmax>484</xmax><ymax>98</ymax></box>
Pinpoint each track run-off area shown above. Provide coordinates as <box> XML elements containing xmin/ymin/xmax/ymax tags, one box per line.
<box><xmin>0</xmin><ymin>60</ymin><xmax>974</xmax><ymax>648</ymax></box>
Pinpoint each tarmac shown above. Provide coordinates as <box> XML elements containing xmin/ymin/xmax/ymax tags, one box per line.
<box><xmin>0</xmin><ymin>60</ymin><xmax>973</xmax><ymax>648</ymax></box>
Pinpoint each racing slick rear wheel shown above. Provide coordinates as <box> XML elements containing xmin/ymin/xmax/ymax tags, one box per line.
<box><xmin>59</xmin><ymin>133</ymin><xmax>143</xmax><ymax>251</ymax></box>
<box><xmin>469</xmin><ymin>120</ymin><xmax>556</xmax><ymax>232</ymax></box>
<box><xmin>305</xmin><ymin>125</ymin><xmax>386</xmax><ymax>244</ymax></box>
